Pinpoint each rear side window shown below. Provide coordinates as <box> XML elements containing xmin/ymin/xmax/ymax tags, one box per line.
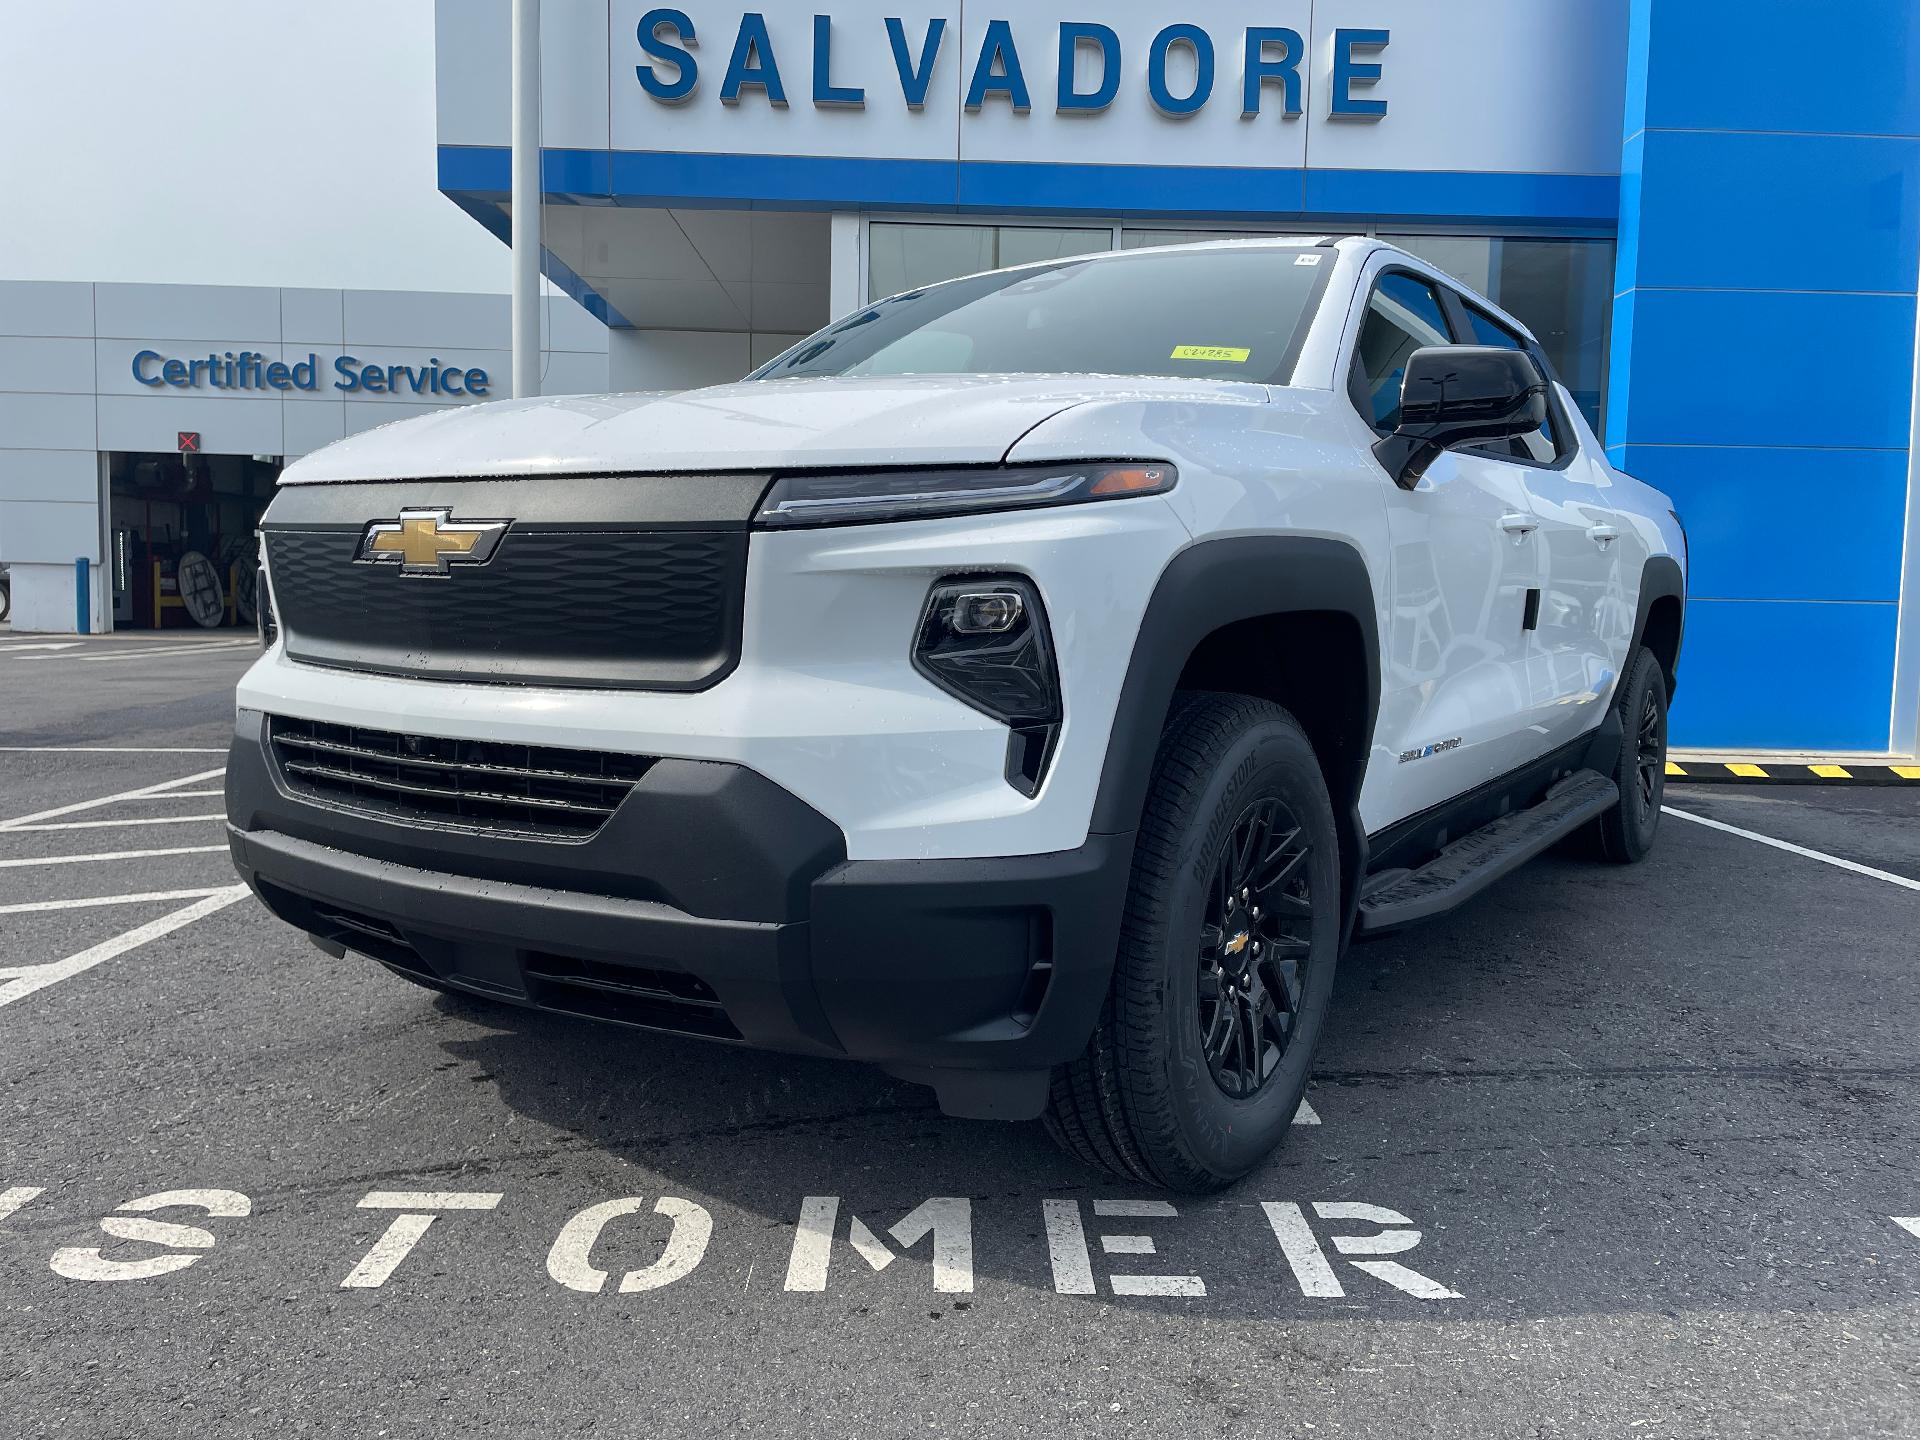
<box><xmin>1349</xmin><ymin>272</ymin><xmax>1454</xmax><ymax>433</ymax></box>
<box><xmin>1457</xmin><ymin>305</ymin><xmax>1563</xmax><ymax>464</ymax></box>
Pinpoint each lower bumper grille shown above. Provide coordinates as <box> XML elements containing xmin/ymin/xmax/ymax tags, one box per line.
<box><xmin>268</xmin><ymin>715</ymin><xmax>652</xmax><ymax>838</ymax></box>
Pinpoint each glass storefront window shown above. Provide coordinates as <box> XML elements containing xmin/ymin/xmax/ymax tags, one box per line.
<box><xmin>868</xmin><ymin>224</ymin><xmax>1111</xmax><ymax>301</ymax></box>
<box><xmin>1122</xmin><ymin>228</ymin><xmax>1344</xmax><ymax>250</ymax></box>
<box><xmin>1383</xmin><ymin>234</ymin><xmax>1614</xmax><ymax>431</ymax></box>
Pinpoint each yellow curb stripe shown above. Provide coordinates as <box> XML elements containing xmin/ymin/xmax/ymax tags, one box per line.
<box><xmin>1726</xmin><ymin>763</ymin><xmax>1769</xmax><ymax>778</ymax></box>
<box><xmin>1664</xmin><ymin>762</ymin><xmax>1687</xmax><ymax>777</ymax></box>
<box><xmin>1895</xmin><ymin>766</ymin><xmax>1920</xmax><ymax>780</ymax></box>
<box><xmin>1809</xmin><ymin>764</ymin><xmax>1852</xmax><ymax>779</ymax></box>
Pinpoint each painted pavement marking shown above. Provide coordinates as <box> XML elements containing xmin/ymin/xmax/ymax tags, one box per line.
<box><xmin>0</xmin><ymin>886</ymin><xmax>249</xmax><ymax>1008</ymax></box>
<box><xmin>0</xmin><ymin>845</ymin><xmax>229</xmax><ymax>870</ymax></box>
<box><xmin>0</xmin><ymin>766</ymin><xmax>225</xmax><ymax>831</ymax></box>
<box><xmin>0</xmin><ymin>887</ymin><xmax>232</xmax><ymax>915</ymax></box>
<box><xmin>1664</xmin><ymin>806</ymin><xmax>1920</xmax><ymax>893</ymax></box>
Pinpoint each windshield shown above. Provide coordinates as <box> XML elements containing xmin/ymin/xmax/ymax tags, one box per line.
<box><xmin>749</xmin><ymin>246</ymin><xmax>1333</xmax><ymax>387</ymax></box>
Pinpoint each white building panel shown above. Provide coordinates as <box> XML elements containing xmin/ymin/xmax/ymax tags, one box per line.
<box><xmin>344</xmin><ymin>289</ymin><xmax>513</xmax><ymax>352</ymax></box>
<box><xmin>0</xmin><ymin>280</ymin><xmax>93</xmax><ymax>339</ymax></box>
<box><xmin>1306</xmin><ymin>0</ymin><xmax>1629</xmax><ymax>176</ymax></box>
<box><xmin>95</xmin><ymin>393</ymin><xmax>283</xmax><ymax>457</ymax></box>
<box><xmin>281</xmin><ymin>288</ymin><xmax>346</xmax><ymax>345</ymax></box>
<box><xmin>283</xmin><ymin>400</ymin><xmax>349</xmax><ymax>457</ymax></box>
<box><xmin>0</xmin><ymin>392</ymin><xmax>95</xmax><ymax>451</ymax></box>
<box><xmin>0</xmin><ymin>449</ymin><xmax>100</xmax><ymax>503</ymax></box>
<box><xmin>94</xmin><ymin>283</ymin><xmax>283</xmax><ymax>344</ymax></box>
<box><xmin>0</xmin><ymin>498</ymin><xmax>100</xmax><ymax>564</ymax></box>
<box><xmin>0</xmin><ymin>336</ymin><xmax>95</xmax><ymax>395</ymax></box>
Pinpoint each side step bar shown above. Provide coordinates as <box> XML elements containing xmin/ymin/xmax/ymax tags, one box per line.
<box><xmin>1356</xmin><ymin>770</ymin><xmax>1619</xmax><ymax>934</ymax></box>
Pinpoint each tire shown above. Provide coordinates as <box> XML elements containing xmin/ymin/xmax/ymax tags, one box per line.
<box><xmin>1591</xmin><ymin>646</ymin><xmax>1668</xmax><ymax>864</ymax></box>
<box><xmin>1044</xmin><ymin>692</ymin><xmax>1343</xmax><ymax>1192</ymax></box>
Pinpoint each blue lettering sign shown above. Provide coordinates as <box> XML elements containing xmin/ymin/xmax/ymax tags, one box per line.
<box><xmin>721</xmin><ymin>12</ymin><xmax>787</xmax><ymax>107</ymax></box>
<box><xmin>1331</xmin><ymin>28</ymin><xmax>1389</xmax><ymax>118</ymax></box>
<box><xmin>965</xmin><ymin>18</ymin><xmax>1030</xmax><ymax>112</ymax></box>
<box><xmin>812</xmin><ymin>14</ymin><xmax>863</xmax><ymax>107</ymax></box>
<box><xmin>132</xmin><ymin>350</ymin><xmax>164</xmax><ymax>386</ymax></box>
<box><xmin>1057</xmin><ymin>22</ymin><xmax>1120</xmax><ymax>114</ymax></box>
<box><xmin>885</xmin><ymin>16</ymin><xmax>946</xmax><ymax>110</ymax></box>
<box><xmin>1147</xmin><ymin>23</ymin><xmax>1213</xmax><ymax>118</ymax></box>
<box><xmin>636</xmin><ymin>8</ymin><xmax>699</xmax><ymax>103</ymax></box>
<box><xmin>1242</xmin><ymin>27</ymin><xmax>1304</xmax><ymax>119</ymax></box>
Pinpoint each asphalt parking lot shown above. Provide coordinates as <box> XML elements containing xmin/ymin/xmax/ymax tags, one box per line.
<box><xmin>1</xmin><ymin>632</ymin><xmax>1917</xmax><ymax>1439</ymax></box>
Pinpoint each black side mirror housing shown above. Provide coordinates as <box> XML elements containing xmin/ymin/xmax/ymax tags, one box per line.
<box><xmin>1374</xmin><ymin>345</ymin><xmax>1550</xmax><ymax>489</ymax></box>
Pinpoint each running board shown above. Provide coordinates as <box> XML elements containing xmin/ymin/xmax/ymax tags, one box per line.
<box><xmin>1356</xmin><ymin>770</ymin><xmax>1619</xmax><ymax>933</ymax></box>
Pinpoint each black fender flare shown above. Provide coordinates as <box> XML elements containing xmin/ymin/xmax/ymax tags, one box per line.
<box><xmin>1629</xmin><ymin>554</ymin><xmax>1687</xmax><ymax>698</ymax></box>
<box><xmin>1089</xmin><ymin>536</ymin><xmax>1381</xmax><ymax>932</ymax></box>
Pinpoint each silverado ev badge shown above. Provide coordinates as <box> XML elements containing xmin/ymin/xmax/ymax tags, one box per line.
<box><xmin>355</xmin><ymin>508</ymin><xmax>509</xmax><ymax>577</ymax></box>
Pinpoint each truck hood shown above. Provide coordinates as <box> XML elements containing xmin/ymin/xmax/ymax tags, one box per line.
<box><xmin>277</xmin><ymin>374</ymin><xmax>1269</xmax><ymax>484</ymax></box>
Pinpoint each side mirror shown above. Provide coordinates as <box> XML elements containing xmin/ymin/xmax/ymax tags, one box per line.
<box><xmin>1374</xmin><ymin>345</ymin><xmax>1549</xmax><ymax>489</ymax></box>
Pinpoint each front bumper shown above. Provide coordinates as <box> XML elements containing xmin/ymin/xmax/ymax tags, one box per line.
<box><xmin>226</xmin><ymin>710</ymin><xmax>1132</xmax><ymax>1119</ymax></box>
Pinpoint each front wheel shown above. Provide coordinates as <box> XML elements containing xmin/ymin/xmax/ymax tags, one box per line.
<box><xmin>1045</xmin><ymin>692</ymin><xmax>1342</xmax><ymax>1192</ymax></box>
<box><xmin>1591</xmin><ymin>646</ymin><xmax>1668</xmax><ymax>864</ymax></box>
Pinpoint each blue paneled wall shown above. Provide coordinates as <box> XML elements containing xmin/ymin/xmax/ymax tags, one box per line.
<box><xmin>1608</xmin><ymin>0</ymin><xmax>1920</xmax><ymax>751</ymax></box>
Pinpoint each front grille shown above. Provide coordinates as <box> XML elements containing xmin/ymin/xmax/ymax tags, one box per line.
<box><xmin>269</xmin><ymin>715</ymin><xmax>652</xmax><ymax>838</ymax></box>
<box><xmin>264</xmin><ymin>526</ymin><xmax>747</xmax><ymax>691</ymax></box>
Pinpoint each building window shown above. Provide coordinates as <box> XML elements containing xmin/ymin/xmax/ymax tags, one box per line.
<box><xmin>867</xmin><ymin>224</ymin><xmax>1112</xmax><ymax>301</ymax></box>
<box><xmin>1382</xmin><ymin>235</ymin><xmax>1614</xmax><ymax>432</ymax></box>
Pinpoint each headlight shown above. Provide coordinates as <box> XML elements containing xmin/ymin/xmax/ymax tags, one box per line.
<box><xmin>914</xmin><ymin>575</ymin><xmax>1062</xmax><ymax>797</ymax></box>
<box><xmin>754</xmin><ymin>462</ymin><xmax>1176</xmax><ymax>529</ymax></box>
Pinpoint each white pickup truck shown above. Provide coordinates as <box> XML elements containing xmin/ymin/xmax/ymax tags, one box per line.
<box><xmin>228</xmin><ymin>237</ymin><xmax>1686</xmax><ymax>1191</ymax></box>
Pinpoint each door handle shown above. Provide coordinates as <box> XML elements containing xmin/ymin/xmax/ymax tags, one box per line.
<box><xmin>1587</xmin><ymin>523</ymin><xmax>1619</xmax><ymax>547</ymax></box>
<box><xmin>1499</xmin><ymin>513</ymin><xmax>1539</xmax><ymax>536</ymax></box>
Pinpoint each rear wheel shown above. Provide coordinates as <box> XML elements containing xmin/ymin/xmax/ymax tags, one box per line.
<box><xmin>1591</xmin><ymin>646</ymin><xmax>1668</xmax><ymax>863</ymax></box>
<box><xmin>1045</xmin><ymin>692</ymin><xmax>1342</xmax><ymax>1192</ymax></box>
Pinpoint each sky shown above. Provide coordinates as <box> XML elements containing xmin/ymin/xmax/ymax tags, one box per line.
<box><xmin>0</xmin><ymin>1</ymin><xmax>514</xmax><ymax>293</ymax></box>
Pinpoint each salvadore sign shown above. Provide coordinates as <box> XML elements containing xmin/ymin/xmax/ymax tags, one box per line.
<box><xmin>635</xmin><ymin>9</ymin><xmax>1390</xmax><ymax>119</ymax></box>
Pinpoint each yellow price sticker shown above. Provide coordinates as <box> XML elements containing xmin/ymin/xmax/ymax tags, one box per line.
<box><xmin>1171</xmin><ymin>344</ymin><xmax>1251</xmax><ymax>363</ymax></box>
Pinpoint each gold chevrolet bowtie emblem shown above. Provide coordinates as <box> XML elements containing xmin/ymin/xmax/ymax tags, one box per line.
<box><xmin>355</xmin><ymin>508</ymin><xmax>509</xmax><ymax>577</ymax></box>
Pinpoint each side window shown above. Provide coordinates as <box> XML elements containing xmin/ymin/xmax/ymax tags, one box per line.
<box><xmin>1457</xmin><ymin>305</ymin><xmax>1564</xmax><ymax>464</ymax></box>
<box><xmin>1349</xmin><ymin>272</ymin><xmax>1455</xmax><ymax>434</ymax></box>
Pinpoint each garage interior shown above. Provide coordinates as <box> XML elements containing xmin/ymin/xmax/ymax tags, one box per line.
<box><xmin>107</xmin><ymin>449</ymin><xmax>279</xmax><ymax>631</ymax></box>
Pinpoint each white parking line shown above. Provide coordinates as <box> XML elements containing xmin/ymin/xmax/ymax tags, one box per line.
<box><xmin>0</xmin><ymin>747</ymin><xmax>226</xmax><ymax>754</ymax></box>
<box><xmin>148</xmin><ymin>791</ymin><xmax>224</xmax><ymax>799</ymax></box>
<box><xmin>2</xmin><ymin>814</ymin><xmax>224</xmax><ymax>832</ymax></box>
<box><xmin>0</xmin><ymin>845</ymin><xmax>229</xmax><ymax>869</ymax></box>
<box><xmin>17</xmin><ymin>643</ymin><xmax>261</xmax><ymax>664</ymax></box>
<box><xmin>0</xmin><ymin>767</ymin><xmax>225</xmax><ymax>830</ymax></box>
<box><xmin>0</xmin><ymin>888</ymin><xmax>232</xmax><ymax>916</ymax></box>
<box><xmin>1664</xmin><ymin>806</ymin><xmax>1920</xmax><ymax>894</ymax></box>
<box><xmin>0</xmin><ymin>886</ymin><xmax>249</xmax><ymax>1008</ymax></box>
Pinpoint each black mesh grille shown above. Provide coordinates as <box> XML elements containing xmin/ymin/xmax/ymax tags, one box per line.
<box><xmin>268</xmin><ymin>715</ymin><xmax>652</xmax><ymax>838</ymax></box>
<box><xmin>265</xmin><ymin>526</ymin><xmax>746</xmax><ymax>691</ymax></box>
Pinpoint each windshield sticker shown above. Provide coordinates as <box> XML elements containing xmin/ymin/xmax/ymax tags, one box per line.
<box><xmin>1295</xmin><ymin>253</ymin><xmax>1324</xmax><ymax>266</ymax></box>
<box><xmin>1171</xmin><ymin>345</ymin><xmax>1251</xmax><ymax>363</ymax></box>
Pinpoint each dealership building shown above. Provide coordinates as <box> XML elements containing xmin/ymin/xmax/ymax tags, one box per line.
<box><xmin>2</xmin><ymin>1</ymin><xmax>1913</xmax><ymax>762</ymax></box>
<box><xmin>421</xmin><ymin>0</ymin><xmax>1920</xmax><ymax>759</ymax></box>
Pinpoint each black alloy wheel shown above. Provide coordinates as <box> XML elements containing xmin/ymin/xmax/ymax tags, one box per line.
<box><xmin>1196</xmin><ymin>798</ymin><xmax>1315</xmax><ymax>1099</ymax></box>
<box><xmin>1592</xmin><ymin>645</ymin><xmax>1668</xmax><ymax>864</ymax></box>
<box><xmin>1636</xmin><ymin>687</ymin><xmax>1664</xmax><ymax>811</ymax></box>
